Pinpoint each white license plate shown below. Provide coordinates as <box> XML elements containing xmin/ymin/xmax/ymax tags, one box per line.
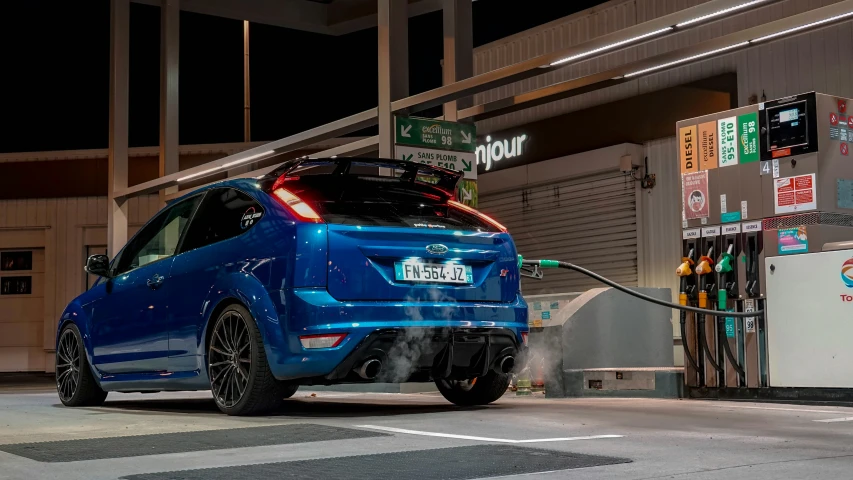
<box><xmin>394</xmin><ymin>262</ymin><xmax>473</xmax><ymax>284</ymax></box>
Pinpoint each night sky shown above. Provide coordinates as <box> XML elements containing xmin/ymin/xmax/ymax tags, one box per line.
<box><xmin>0</xmin><ymin>0</ymin><xmax>606</xmax><ymax>154</ymax></box>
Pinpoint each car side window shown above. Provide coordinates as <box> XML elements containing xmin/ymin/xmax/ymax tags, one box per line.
<box><xmin>114</xmin><ymin>196</ymin><xmax>201</xmax><ymax>275</ymax></box>
<box><xmin>180</xmin><ymin>188</ymin><xmax>264</xmax><ymax>252</ymax></box>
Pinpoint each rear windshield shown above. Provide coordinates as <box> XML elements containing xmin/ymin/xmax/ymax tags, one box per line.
<box><xmin>274</xmin><ymin>175</ymin><xmax>497</xmax><ymax>232</ymax></box>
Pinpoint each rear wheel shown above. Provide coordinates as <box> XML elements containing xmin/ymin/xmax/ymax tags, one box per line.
<box><xmin>208</xmin><ymin>304</ymin><xmax>297</xmax><ymax>416</ymax></box>
<box><xmin>56</xmin><ymin>324</ymin><xmax>108</xmax><ymax>407</ymax></box>
<box><xmin>435</xmin><ymin>371</ymin><xmax>510</xmax><ymax>406</ymax></box>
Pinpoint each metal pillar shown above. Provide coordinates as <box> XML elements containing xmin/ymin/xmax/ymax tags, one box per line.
<box><xmin>229</xmin><ymin>19</ymin><xmax>253</xmax><ymax>178</ymax></box>
<box><xmin>159</xmin><ymin>0</ymin><xmax>180</xmax><ymax>205</ymax></box>
<box><xmin>377</xmin><ymin>0</ymin><xmax>408</xmax><ymax>159</ymax></box>
<box><xmin>442</xmin><ymin>0</ymin><xmax>473</xmax><ymax>121</ymax></box>
<box><xmin>243</xmin><ymin>20</ymin><xmax>251</xmax><ymax>143</ymax></box>
<box><xmin>108</xmin><ymin>0</ymin><xmax>130</xmax><ymax>257</ymax></box>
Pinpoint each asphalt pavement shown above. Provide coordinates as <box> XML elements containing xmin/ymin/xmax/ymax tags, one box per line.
<box><xmin>1</xmin><ymin>383</ymin><xmax>853</xmax><ymax>479</ymax></box>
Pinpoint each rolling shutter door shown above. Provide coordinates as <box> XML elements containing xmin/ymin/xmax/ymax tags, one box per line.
<box><xmin>479</xmin><ymin>170</ymin><xmax>638</xmax><ymax>295</ymax></box>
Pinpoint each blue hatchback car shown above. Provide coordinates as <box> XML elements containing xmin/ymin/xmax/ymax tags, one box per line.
<box><xmin>56</xmin><ymin>158</ymin><xmax>528</xmax><ymax>415</ymax></box>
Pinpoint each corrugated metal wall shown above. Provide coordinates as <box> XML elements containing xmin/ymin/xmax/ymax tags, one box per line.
<box><xmin>473</xmin><ymin>0</ymin><xmax>852</xmax><ymax>134</ymax></box>
<box><xmin>0</xmin><ymin>196</ymin><xmax>159</xmax><ymax>372</ymax></box>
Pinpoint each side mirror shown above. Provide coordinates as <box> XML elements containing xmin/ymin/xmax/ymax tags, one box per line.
<box><xmin>85</xmin><ymin>254</ymin><xmax>112</xmax><ymax>278</ymax></box>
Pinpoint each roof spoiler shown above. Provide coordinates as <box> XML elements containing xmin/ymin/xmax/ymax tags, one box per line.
<box><xmin>264</xmin><ymin>157</ymin><xmax>463</xmax><ymax>195</ymax></box>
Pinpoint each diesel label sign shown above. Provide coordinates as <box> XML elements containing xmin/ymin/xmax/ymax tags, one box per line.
<box><xmin>679</xmin><ymin>125</ymin><xmax>698</xmax><ymax>174</ymax></box>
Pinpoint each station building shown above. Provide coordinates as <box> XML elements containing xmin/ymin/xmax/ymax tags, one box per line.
<box><xmin>2</xmin><ymin>0</ymin><xmax>851</xmax><ymax>373</ymax></box>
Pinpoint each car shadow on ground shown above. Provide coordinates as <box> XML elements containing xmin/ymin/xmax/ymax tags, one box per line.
<box><xmin>67</xmin><ymin>395</ymin><xmax>503</xmax><ymax>418</ymax></box>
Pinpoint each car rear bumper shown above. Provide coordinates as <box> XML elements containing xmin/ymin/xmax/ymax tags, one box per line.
<box><xmin>265</xmin><ymin>288</ymin><xmax>528</xmax><ymax>382</ymax></box>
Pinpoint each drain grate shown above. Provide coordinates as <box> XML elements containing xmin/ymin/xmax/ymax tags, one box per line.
<box><xmin>0</xmin><ymin>424</ymin><xmax>388</xmax><ymax>463</ymax></box>
<box><xmin>121</xmin><ymin>444</ymin><xmax>631</xmax><ymax>480</ymax></box>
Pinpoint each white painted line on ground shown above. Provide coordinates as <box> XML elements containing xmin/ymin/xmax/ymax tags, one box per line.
<box><xmin>355</xmin><ymin>425</ymin><xmax>623</xmax><ymax>443</ymax></box>
<box><xmin>813</xmin><ymin>417</ymin><xmax>853</xmax><ymax>423</ymax></box>
<box><xmin>706</xmin><ymin>404</ymin><xmax>850</xmax><ymax>414</ymax></box>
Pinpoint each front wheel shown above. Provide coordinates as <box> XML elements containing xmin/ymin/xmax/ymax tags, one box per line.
<box><xmin>207</xmin><ymin>304</ymin><xmax>297</xmax><ymax>416</ymax></box>
<box><xmin>435</xmin><ymin>371</ymin><xmax>511</xmax><ymax>406</ymax></box>
<box><xmin>56</xmin><ymin>324</ymin><xmax>108</xmax><ymax>407</ymax></box>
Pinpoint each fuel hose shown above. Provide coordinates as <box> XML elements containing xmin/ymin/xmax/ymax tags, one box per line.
<box><xmin>518</xmin><ymin>257</ymin><xmax>764</xmax><ymax>318</ymax></box>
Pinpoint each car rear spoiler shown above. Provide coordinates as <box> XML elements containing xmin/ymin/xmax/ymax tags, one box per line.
<box><xmin>263</xmin><ymin>157</ymin><xmax>462</xmax><ymax>195</ymax></box>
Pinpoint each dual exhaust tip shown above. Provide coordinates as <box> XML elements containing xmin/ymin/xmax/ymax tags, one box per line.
<box><xmin>353</xmin><ymin>355</ymin><xmax>516</xmax><ymax>380</ymax></box>
<box><xmin>356</xmin><ymin>358</ymin><xmax>382</xmax><ymax>380</ymax></box>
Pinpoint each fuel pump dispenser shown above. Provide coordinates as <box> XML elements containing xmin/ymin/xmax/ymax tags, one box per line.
<box><xmin>675</xmin><ymin>91</ymin><xmax>853</xmax><ymax>398</ymax></box>
<box><xmin>716</xmin><ymin>224</ymin><xmax>745</xmax><ymax>387</ymax></box>
<box><xmin>739</xmin><ymin>220</ymin><xmax>766</xmax><ymax>387</ymax></box>
<box><xmin>696</xmin><ymin>228</ymin><xmax>722</xmax><ymax>387</ymax></box>
<box><xmin>677</xmin><ymin>233</ymin><xmax>700</xmax><ymax>386</ymax></box>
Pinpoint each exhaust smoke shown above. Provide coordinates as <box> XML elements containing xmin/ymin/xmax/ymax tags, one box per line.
<box><xmin>377</xmin><ymin>287</ymin><xmax>457</xmax><ymax>383</ymax></box>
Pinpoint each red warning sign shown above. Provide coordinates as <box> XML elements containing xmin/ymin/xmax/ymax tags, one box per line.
<box><xmin>849</xmin><ymin>116</ymin><xmax>853</xmax><ymax>128</ymax></box>
<box><xmin>795</xmin><ymin>176</ymin><xmax>813</xmax><ymax>190</ymax></box>
<box><xmin>776</xmin><ymin>177</ymin><xmax>795</xmax><ymax>193</ymax></box>
<box><xmin>774</xmin><ymin>174</ymin><xmax>817</xmax><ymax>214</ymax></box>
<box><xmin>842</xmin><ymin>143</ymin><xmax>849</xmax><ymax>156</ymax></box>
<box><xmin>839</xmin><ymin>99</ymin><xmax>847</xmax><ymax>114</ymax></box>
<box><xmin>831</xmin><ymin>112</ymin><xmax>839</xmax><ymax>126</ymax></box>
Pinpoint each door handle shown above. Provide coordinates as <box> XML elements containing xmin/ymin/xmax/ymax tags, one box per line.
<box><xmin>147</xmin><ymin>274</ymin><xmax>165</xmax><ymax>289</ymax></box>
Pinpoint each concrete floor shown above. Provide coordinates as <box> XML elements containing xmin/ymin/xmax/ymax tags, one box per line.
<box><xmin>2</xmin><ymin>383</ymin><xmax>853</xmax><ymax>480</ymax></box>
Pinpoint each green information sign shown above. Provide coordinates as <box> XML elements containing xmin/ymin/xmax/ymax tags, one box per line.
<box><xmin>395</xmin><ymin>117</ymin><xmax>476</xmax><ymax>153</ymax></box>
<box><xmin>738</xmin><ymin>112</ymin><xmax>759</xmax><ymax>163</ymax></box>
<box><xmin>457</xmin><ymin>179</ymin><xmax>478</xmax><ymax>208</ymax></box>
<box><xmin>725</xmin><ymin>316</ymin><xmax>736</xmax><ymax>339</ymax></box>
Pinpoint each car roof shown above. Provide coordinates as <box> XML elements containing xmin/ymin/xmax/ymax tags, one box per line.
<box><xmin>168</xmin><ymin>157</ymin><xmax>463</xmax><ymax>205</ymax></box>
<box><xmin>167</xmin><ymin>177</ymin><xmax>263</xmax><ymax>205</ymax></box>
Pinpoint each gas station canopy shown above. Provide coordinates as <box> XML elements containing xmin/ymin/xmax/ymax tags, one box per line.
<box><xmin>133</xmin><ymin>0</ymin><xmax>444</xmax><ymax>34</ymax></box>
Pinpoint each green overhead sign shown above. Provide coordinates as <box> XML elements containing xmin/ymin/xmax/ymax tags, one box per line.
<box><xmin>395</xmin><ymin>116</ymin><xmax>476</xmax><ymax>153</ymax></box>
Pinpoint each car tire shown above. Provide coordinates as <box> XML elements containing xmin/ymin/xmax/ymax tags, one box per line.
<box><xmin>56</xmin><ymin>324</ymin><xmax>108</xmax><ymax>407</ymax></box>
<box><xmin>435</xmin><ymin>371</ymin><xmax>511</xmax><ymax>407</ymax></box>
<box><xmin>208</xmin><ymin>304</ymin><xmax>297</xmax><ymax>416</ymax></box>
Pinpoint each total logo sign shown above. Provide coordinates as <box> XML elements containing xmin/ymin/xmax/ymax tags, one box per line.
<box><xmin>840</xmin><ymin>258</ymin><xmax>853</xmax><ymax>303</ymax></box>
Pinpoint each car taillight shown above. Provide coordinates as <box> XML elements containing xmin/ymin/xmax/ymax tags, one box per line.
<box><xmin>272</xmin><ymin>187</ymin><xmax>324</xmax><ymax>223</ymax></box>
<box><xmin>448</xmin><ymin>200</ymin><xmax>507</xmax><ymax>233</ymax></box>
<box><xmin>521</xmin><ymin>332</ymin><xmax>528</xmax><ymax>346</ymax></box>
<box><xmin>299</xmin><ymin>334</ymin><xmax>347</xmax><ymax>349</ymax></box>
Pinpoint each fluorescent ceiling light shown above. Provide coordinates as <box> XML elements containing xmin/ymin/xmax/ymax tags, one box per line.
<box><xmin>623</xmin><ymin>42</ymin><xmax>749</xmax><ymax>77</ymax></box>
<box><xmin>177</xmin><ymin>167</ymin><xmax>222</xmax><ymax>182</ymax></box>
<box><xmin>221</xmin><ymin>150</ymin><xmax>275</xmax><ymax>168</ymax></box>
<box><xmin>750</xmin><ymin>11</ymin><xmax>853</xmax><ymax>43</ymax></box>
<box><xmin>676</xmin><ymin>0</ymin><xmax>768</xmax><ymax>28</ymax></box>
<box><xmin>550</xmin><ymin>27</ymin><xmax>673</xmax><ymax>66</ymax></box>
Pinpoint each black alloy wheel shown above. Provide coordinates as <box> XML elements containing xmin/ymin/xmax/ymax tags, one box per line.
<box><xmin>209</xmin><ymin>310</ymin><xmax>253</xmax><ymax>409</ymax></box>
<box><xmin>207</xmin><ymin>305</ymin><xmax>298</xmax><ymax>415</ymax></box>
<box><xmin>56</xmin><ymin>324</ymin><xmax>108</xmax><ymax>407</ymax></box>
<box><xmin>56</xmin><ymin>328</ymin><xmax>80</xmax><ymax>402</ymax></box>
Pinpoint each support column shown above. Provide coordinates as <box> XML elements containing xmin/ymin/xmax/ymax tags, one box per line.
<box><xmin>377</xmin><ymin>0</ymin><xmax>408</xmax><ymax>159</ymax></box>
<box><xmin>159</xmin><ymin>0</ymin><xmax>180</xmax><ymax>205</ymax></box>
<box><xmin>442</xmin><ymin>0</ymin><xmax>473</xmax><ymax>121</ymax></box>
<box><xmin>243</xmin><ymin>20</ymin><xmax>251</xmax><ymax>144</ymax></box>
<box><xmin>229</xmin><ymin>19</ymin><xmax>252</xmax><ymax>178</ymax></box>
<box><xmin>108</xmin><ymin>0</ymin><xmax>130</xmax><ymax>258</ymax></box>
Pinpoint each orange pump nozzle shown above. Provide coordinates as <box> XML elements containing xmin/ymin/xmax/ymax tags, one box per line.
<box><xmin>695</xmin><ymin>256</ymin><xmax>714</xmax><ymax>275</ymax></box>
<box><xmin>694</xmin><ymin>247</ymin><xmax>714</xmax><ymax>276</ymax></box>
<box><xmin>676</xmin><ymin>257</ymin><xmax>694</xmax><ymax>277</ymax></box>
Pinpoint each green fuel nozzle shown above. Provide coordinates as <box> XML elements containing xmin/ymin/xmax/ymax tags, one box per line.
<box><xmin>715</xmin><ymin>245</ymin><xmax>735</xmax><ymax>274</ymax></box>
<box><xmin>517</xmin><ymin>255</ymin><xmax>560</xmax><ymax>269</ymax></box>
